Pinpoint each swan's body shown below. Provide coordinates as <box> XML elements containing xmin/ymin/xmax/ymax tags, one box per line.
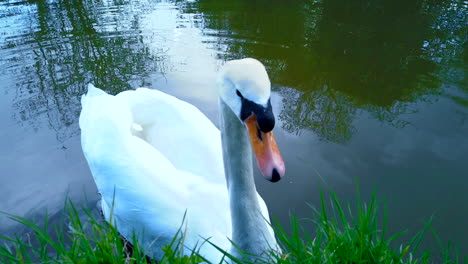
<box><xmin>79</xmin><ymin>58</ymin><xmax>285</xmax><ymax>262</ymax></box>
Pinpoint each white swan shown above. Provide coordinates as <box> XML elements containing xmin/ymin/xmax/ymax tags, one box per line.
<box><xmin>79</xmin><ymin>58</ymin><xmax>285</xmax><ymax>263</ymax></box>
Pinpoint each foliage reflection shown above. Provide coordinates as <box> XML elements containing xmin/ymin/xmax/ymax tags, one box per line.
<box><xmin>0</xmin><ymin>0</ymin><xmax>465</xmax><ymax>143</ymax></box>
<box><xmin>190</xmin><ymin>0</ymin><xmax>466</xmax><ymax>141</ymax></box>
<box><xmin>1</xmin><ymin>0</ymin><xmax>165</xmax><ymax>142</ymax></box>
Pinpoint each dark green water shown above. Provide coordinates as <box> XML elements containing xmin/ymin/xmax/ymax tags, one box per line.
<box><xmin>0</xmin><ymin>0</ymin><xmax>466</xmax><ymax>259</ymax></box>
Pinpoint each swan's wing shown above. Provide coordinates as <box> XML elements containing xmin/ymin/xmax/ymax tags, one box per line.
<box><xmin>81</xmin><ymin>85</ymin><xmax>225</xmax><ymax>183</ymax></box>
<box><xmin>115</xmin><ymin>88</ymin><xmax>225</xmax><ymax>184</ymax></box>
<box><xmin>80</xmin><ymin>85</ymin><xmax>231</xmax><ymax>261</ymax></box>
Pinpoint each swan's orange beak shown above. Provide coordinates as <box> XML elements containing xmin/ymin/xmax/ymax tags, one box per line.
<box><xmin>245</xmin><ymin>114</ymin><xmax>285</xmax><ymax>182</ymax></box>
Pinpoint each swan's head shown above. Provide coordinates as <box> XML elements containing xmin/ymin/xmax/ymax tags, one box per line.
<box><xmin>218</xmin><ymin>58</ymin><xmax>285</xmax><ymax>182</ymax></box>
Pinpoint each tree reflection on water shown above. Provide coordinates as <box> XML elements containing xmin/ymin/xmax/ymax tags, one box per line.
<box><xmin>2</xmin><ymin>0</ymin><xmax>166</xmax><ymax>143</ymax></box>
<box><xmin>191</xmin><ymin>0</ymin><xmax>466</xmax><ymax>142</ymax></box>
<box><xmin>279</xmin><ymin>86</ymin><xmax>357</xmax><ymax>143</ymax></box>
<box><xmin>0</xmin><ymin>0</ymin><xmax>465</xmax><ymax>144</ymax></box>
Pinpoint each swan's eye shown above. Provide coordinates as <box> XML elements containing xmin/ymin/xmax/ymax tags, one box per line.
<box><xmin>236</xmin><ymin>90</ymin><xmax>244</xmax><ymax>99</ymax></box>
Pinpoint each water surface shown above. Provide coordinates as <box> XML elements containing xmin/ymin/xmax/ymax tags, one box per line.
<box><xmin>0</xmin><ymin>0</ymin><xmax>466</xmax><ymax>258</ymax></box>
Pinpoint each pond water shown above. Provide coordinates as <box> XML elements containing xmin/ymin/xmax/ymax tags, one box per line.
<box><xmin>0</xmin><ymin>0</ymin><xmax>466</xmax><ymax>259</ymax></box>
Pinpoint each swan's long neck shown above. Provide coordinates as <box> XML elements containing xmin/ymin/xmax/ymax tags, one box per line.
<box><xmin>219</xmin><ymin>99</ymin><xmax>275</xmax><ymax>260</ymax></box>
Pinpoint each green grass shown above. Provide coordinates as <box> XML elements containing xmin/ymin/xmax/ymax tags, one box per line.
<box><xmin>0</xmin><ymin>190</ymin><xmax>464</xmax><ymax>264</ymax></box>
<box><xmin>268</xmin><ymin>190</ymin><xmax>460</xmax><ymax>264</ymax></box>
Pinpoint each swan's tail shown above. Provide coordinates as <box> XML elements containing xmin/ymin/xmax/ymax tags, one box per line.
<box><xmin>86</xmin><ymin>83</ymin><xmax>107</xmax><ymax>97</ymax></box>
<box><xmin>79</xmin><ymin>84</ymin><xmax>111</xmax><ymax>129</ymax></box>
<box><xmin>81</xmin><ymin>84</ymin><xmax>108</xmax><ymax>110</ymax></box>
<box><xmin>79</xmin><ymin>83</ymin><xmax>135</xmax><ymax>131</ymax></box>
